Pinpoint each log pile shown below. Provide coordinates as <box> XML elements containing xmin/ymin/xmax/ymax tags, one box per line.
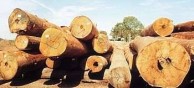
<box><xmin>0</xmin><ymin>8</ymin><xmax>131</xmax><ymax>88</ymax></box>
<box><xmin>1</xmin><ymin>8</ymin><xmax>194</xmax><ymax>88</ymax></box>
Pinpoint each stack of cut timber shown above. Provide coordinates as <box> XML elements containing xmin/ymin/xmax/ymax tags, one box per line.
<box><xmin>124</xmin><ymin>17</ymin><xmax>194</xmax><ymax>87</ymax></box>
<box><xmin>0</xmin><ymin>8</ymin><xmax>132</xmax><ymax>88</ymax></box>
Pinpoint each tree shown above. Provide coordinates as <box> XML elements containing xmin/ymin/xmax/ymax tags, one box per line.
<box><xmin>111</xmin><ymin>16</ymin><xmax>144</xmax><ymax>41</ymax></box>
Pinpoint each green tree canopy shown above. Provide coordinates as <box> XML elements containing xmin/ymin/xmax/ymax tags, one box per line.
<box><xmin>111</xmin><ymin>16</ymin><xmax>144</xmax><ymax>41</ymax></box>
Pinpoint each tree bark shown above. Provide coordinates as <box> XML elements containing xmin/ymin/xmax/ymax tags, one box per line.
<box><xmin>0</xmin><ymin>51</ymin><xmax>46</xmax><ymax>80</ymax></box>
<box><xmin>124</xmin><ymin>43</ymin><xmax>134</xmax><ymax>70</ymax></box>
<box><xmin>8</xmin><ymin>8</ymin><xmax>60</xmax><ymax>36</ymax></box>
<box><xmin>141</xmin><ymin>17</ymin><xmax>174</xmax><ymax>37</ymax></box>
<box><xmin>15</xmin><ymin>35</ymin><xmax>40</xmax><ymax>50</ymax></box>
<box><xmin>92</xmin><ymin>32</ymin><xmax>113</xmax><ymax>54</ymax></box>
<box><xmin>108</xmin><ymin>46</ymin><xmax>131</xmax><ymax>88</ymax></box>
<box><xmin>130</xmin><ymin>37</ymin><xmax>191</xmax><ymax>87</ymax></box>
<box><xmin>39</xmin><ymin>27</ymin><xmax>88</xmax><ymax>57</ymax></box>
<box><xmin>86</xmin><ymin>54</ymin><xmax>111</xmax><ymax>73</ymax></box>
<box><xmin>70</xmin><ymin>16</ymin><xmax>98</xmax><ymax>41</ymax></box>
<box><xmin>174</xmin><ymin>21</ymin><xmax>194</xmax><ymax>32</ymax></box>
<box><xmin>171</xmin><ymin>32</ymin><xmax>194</xmax><ymax>39</ymax></box>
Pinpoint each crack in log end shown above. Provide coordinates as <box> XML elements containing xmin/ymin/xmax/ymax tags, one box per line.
<box><xmin>166</xmin><ymin>58</ymin><xmax>171</xmax><ymax>64</ymax></box>
<box><xmin>162</xmin><ymin>25</ymin><xmax>166</xmax><ymax>29</ymax></box>
<box><xmin>93</xmin><ymin>62</ymin><xmax>98</xmax><ymax>67</ymax></box>
<box><xmin>157</xmin><ymin>60</ymin><xmax>163</xmax><ymax>70</ymax></box>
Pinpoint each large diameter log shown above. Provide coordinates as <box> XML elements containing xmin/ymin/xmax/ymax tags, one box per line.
<box><xmin>15</xmin><ymin>35</ymin><xmax>40</xmax><ymax>50</ymax></box>
<box><xmin>141</xmin><ymin>17</ymin><xmax>174</xmax><ymax>37</ymax></box>
<box><xmin>8</xmin><ymin>8</ymin><xmax>59</xmax><ymax>36</ymax></box>
<box><xmin>40</xmin><ymin>27</ymin><xmax>88</xmax><ymax>57</ymax></box>
<box><xmin>86</xmin><ymin>55</ymin><xmax>108</xmax><ymax>73</ymax></box>
<box><xmin>0</xmin><ymin>51</ymin><xmax>46</xmax><ymax>80</ymax></box>
<box><xmin>92</xmin><ymin>32</ymin><xmax>113</xmax><ymax>54</ymax></box>
<box><xmin>171</xmin><ymin>32</ymin><xmax>194</xmax><ymax>39</ymax></box>
<box><xmin>108</xmin><ymin>46</ymin><xmax>131</xmax><ymax>88</ymax></box>
<box><xmin>130</xmin><ymin>37</ymin><xmax>191</xmax><ymax>87</ymax></box>
<box><xmin>70</xmin><ymin>16</ymin><xmax>98</xmax><ymax>40</ymax></box>
<box><xmin>174</xmin><ymin>21</ymin><xmax>194</xmax><ymax>32</ymax></box>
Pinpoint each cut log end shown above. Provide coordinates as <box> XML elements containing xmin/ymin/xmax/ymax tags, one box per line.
<box><xmin>86</xmin><ymin>56</ymin><xmax>108</xmax><ymax>73</ymax></box>
<box><xmin>40</xmin><ymin>28</ymin><xmax>67</xmax><ymax>57</ymax></box>
<box><xmin>92</xmin><ymin>33</ymin><xmax>112</xmax><ymax>54</ymax></box>
<box><xmin>109</xmin><ymin>67</ymin><xmax>131</xmax><ymax>88</ymax></box>
<box><xmin>0</xmin><ymin>51</ymin><xmax>18</xmax><ymax>80</ymax></box>
<box><xmin>153</xmin><ymin>18</ymin><xmax>174</xmax><ymax>37</ymax></box>
<box><xmin>15</xmin><ymin>35</ymin><xmax>29</xmax><ymax>50</ymax></box>
<box><xmin>9</xmin><ymin>8</ymin><xmax>29</xmax><ymax>33</ymax></box>
<box><xmin>137</xmin><ymin>41</ymin><xmax>191</xmax><ymax>87</ymax></box>
<box><xmin>70</xmin><ymin>16</ymin><xmax>97</xmax><ymax>40</ymax></box>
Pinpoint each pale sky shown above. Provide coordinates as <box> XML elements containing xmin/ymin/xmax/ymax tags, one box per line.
<box><xmin>0</xmin><ymin>0</ymin><xmax>194</xmax><ymax>39</ymax></box>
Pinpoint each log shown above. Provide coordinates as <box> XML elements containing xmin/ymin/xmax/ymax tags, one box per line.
<box><xmin>174</xmin><ymin>21</ymin><xmax>194</xmax><ymax>32</ymax></box>
<box><xmin>39</xmin><ymin>27</ymin><xmax>88</xmax><ymax>57</ymax></box>
<box><xmin>92</xmin><ymin>32</ymin><xmax>113</xmax><ymax>54</ymax></box>
<box><xmin>171</xmin><ymin>32</ymin><xmax>194</xmax><ymax>39</ymax></box>
<box><xmin>45</xmin><ymin>57</ymin><xmax>61</xmax><ymax>69</ymax></box>
<box><xmin>0</xmin><ymin>40</ymin><xmax>18</xmax><ymax>51</ymax></box>
<box><xmin>108</xmin><ymin>46</ymin><xmax>131</xmax><ymax>88</ymax></box>
<box><xmin>0</xmin><ymin>51</ymin><xmax>46</xmax><ymax>80</ymax></box>
<box><xmin>86</xmin><ymin>55</ymin><xmax>109</xmax><ymax>73</ymax></box>
<box><xmin>130</xmin><ymin>37</ymin><xmax>191</xmax><ymax>87</ymax></box>
<box><xmin>141</xmin><ymin>17</ymin><xmax>174</xmax><ymax>37</ymax></box>
<box><xmin>70</xmin><ymin>16</ymin><xmax>98</xmax><ymax>40</ymax></box>
<box><xmin>8</xmin><ymin>8</ymin><xmax>59</xmax><ymax>36</ymax></box>
<box><xmin>15</xmin><ymin>35</ymin><xmax>40</xmax><ymax>50</ymax></box>
<box><xmin>124</xmin><ymin>44</ymin><xmax>134</xmax><ymax>70</ymax></box>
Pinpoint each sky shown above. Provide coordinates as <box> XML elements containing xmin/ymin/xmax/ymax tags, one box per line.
<box><xmin>0</xmin><ymin>0</ymin><xmax>194</xmax><ymax>39</ymax></box>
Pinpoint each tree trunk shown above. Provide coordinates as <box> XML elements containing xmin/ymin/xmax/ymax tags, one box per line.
<box><xmin>39</xmin><ymin>27</ymin><xmax>88</xmax><ymax>57</ymax></box>
<box><xmin>8</xmin><ymin>8</ymin><xmax>60</xmax><ymax>36</ymax></box>
<box><xmin>108</xmin><ymin>46</ymin><xmax>131</xmax><ymax>88</ymax></box>
<box><xmin>171</xmin><ymin>32</ymin><xmax>194</xmax><ymax>39</ymax></box>
<box><xmin>70</xmin><ymin>16</ymin><xmax>98</xmax><ymax>41</ymax></box>
<box><xmin>141</xmin><ymin>18</ymin><xmax>174</xmax><ymax>37</ymax></box>
<box><xmin>45</xmin><ymin>57</ymin><xmax>61</xmax><ymax>69</ymax></box>
<box><xmin>130</xmin><ymin>37</ymin><xmax>191</xmax><ymax>87</ymax></box>
<box><xmin>0</xmin><ymin>51</ymin><xmax>46</xmax><ymax>80</ymax></box>
<box><xmin>92</xmin><ymin>32</ymin><xmax>113</xmax><ymax>54</ymax></box>
<box><xmin>174</xmin><ymin>21</ymin><xmax>194</xmax><ymax>32</ymax></box>
<box><xmin>86</xmin><ymin>54</ymin><xmax>111</xmax><ymax>73</ymax></box>
<box><xmin>15</xmin><ymin>35</ymin><xmax>40</xmax><ymax>50</ymax></box>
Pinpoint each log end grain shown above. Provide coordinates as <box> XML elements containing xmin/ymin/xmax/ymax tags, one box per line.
<box><xmin>153</xmin><ymin>18</ymin><xmax>174</xmax><ymax>37</ymax></box>
<box><xmin>40</xmin><ymin>28</ymin><xmax>67</xmax><ymax>57</ymax></box>
<box><xmin>8</xmin><ymin>8</ymin><xmax>29</xmax><ymax>33</ymax></box>
<box><xmin>70</xmin><ymin>16</ymin><xmax>98</xmax><ymax>40</ymax></box>
<box><xmin>109</xmin><ymin>67</ymin><xmax>131</xmax><ymax>88</ymax></box>
<box><xmin>0</xmin><ymin>51</ymin><xmax>18</xmax><ymax>80</ymax></box>
<box><xmin>15</xmin><ymin>35</ymin><xmax>29</xmax><ymax>50</ymax></box>
<box><xmin>92</xmin><ymin>33</ymin><xmax>112</xmax><ymax>54</ymax></box>
<box><xmin>137</xmin><ymin>40</ymin><xmax>191</xmax><ymax>87</ymax></box>
<box><xmin>86</xmin><ymin>55</ymin><xmax>108</xmax><ymax>73</ymax></box>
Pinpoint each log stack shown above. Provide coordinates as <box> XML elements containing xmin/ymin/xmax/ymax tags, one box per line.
<box><xmin>1</xmin><ymin>8</ymin><xmax>194</xmax><ymax>88</ymax></box>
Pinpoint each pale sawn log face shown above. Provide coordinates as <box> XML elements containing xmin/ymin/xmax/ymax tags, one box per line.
<box><xmin>9</xmin><ymin>8</ymin><xmax>59</xmax><ymax>36</ymax></box>
<box><xmin>0</xmin><ymin>51</ymin><xmax>18</xmax><ymax>80</ymax></box>
<box><xmin>92</xmin><ymin>33</ymin><xmax>112</xmax><ymax>54</ymax></box>
<box><xmin>141</xmin><ymin>18</ymin><xmax>174</xmax><ymax>37</ymax></box>
<box><xmin>40</xmin><ymin>27</ymin><xmax>88</xmax><ymax>57</ymax></box>
<box><xmin>86</xmin><ymin>55</ymin><xmax>108</xmax><ymax>73</ymax></box>
<box><xmin>136</xmin><ymin>41</ymin><xmax>191</xmax><ymax>87</ymax></box>
<box><xmin>70</xmin><ymin>16</ymin><xmax>98</xmax><ymax>40</ymax></box>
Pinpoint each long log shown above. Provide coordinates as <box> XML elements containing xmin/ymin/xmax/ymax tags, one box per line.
<box><xmin>171</xmin><ymin>32</ymin><xmax>194</xmax><ymax>39</ymax></box>
<box><xmin>8</xmin><ymin>8</ymin><xmax>60</xmax><ymax>36</ymax></box>
<box><xmin>174</xmin><ymin>21</ymin><xmax>194</xmax><ymax>32</ymax></box>
<box><xmin>15</xmin><ymin>35</ymin><xmax>40</xmax><ymax>50</ymax></box>
<box><xmin>141</xmin><ymin>17</ymin><xmax>174</xmax><ymax>37</ymax></box>
<box><xmin>0</xmin><ymin>40</ymin><xmax>18</xmax><ymax>51</ymax></box>
<box><xmin>108</xmin><ymin>45</ymin><xmax>131</xmax><ymax>88</ymax></box>
<box><xmin>0</xmin><ymin>51</ymin><xmax>46</xmax><ymax>80</ymax></box>
<box><xmin>92</xmin><ymin>32</ymin><xmax>113</xmax><ymax>54</ymax></box>
<box><xmin>86</xmin><ymin>55</ymin><xmax>110</xmax><ymax>73</ymax></box>
<box><xmin>130</xmin><ymin>37</ymin><xmax>191</xmax><ymax>87</ymax></box>
<box><xmin>124</xmin><ymin>44</ymin><xmax>134</xmax><ymax>70</ymax></box>
<box><xmin>39</xmin><ymin>27</ymin><xmax>88</xmax><ymax>57</ymax></box>
<box><xmin>70</xmin><ymin>16</ymin><xmax>98</xmax><ymax>40</ymax></box>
